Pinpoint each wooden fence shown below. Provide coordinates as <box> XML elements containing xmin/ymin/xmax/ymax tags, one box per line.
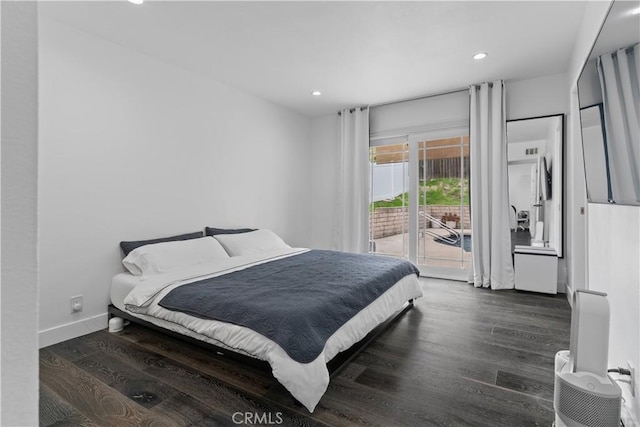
<box><xmin>419</xmin><ymin>157</ymin><xmax>470</xmax><ymax>180</ymax></box>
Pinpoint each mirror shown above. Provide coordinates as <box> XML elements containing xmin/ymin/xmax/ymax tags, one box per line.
<box><xmin>580</xmin><ymin>104</ymin><xmax>612</xmax><ymax>203</ymax></box>
<box><xmin>577</xmin><ymin>0</ymin><xmax>640</xmax><ymax>205</ymax></box>
<box><xmin>507</xmin><ymin>114</ymin><xmax>564</xmax><ymax>257</ymax></box>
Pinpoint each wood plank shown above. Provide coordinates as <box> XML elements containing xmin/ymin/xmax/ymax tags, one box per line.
<box><xmin>39</xmin><ymin>349</ymin><xmax>171</xmax><ymax>427</ymax></box>
<box><xmin>495</xmin><ymin>369</ymin><xmax>554</xmax><ymax>401</ymax></box>
<box><xmin>324</xmin><ymin>374</ymin><xmax>484</xmax><ymax>427</ymax></box>
<box><xmin>149</xmin><ymin>393</ymin><xmax>234</xmax><ymax>426</ymax></box>
<box><xmin>39</xmin><ymin>383</ymin><xmax>98</xmax><ymax>427</ymax></box>
<box><xmin>489</xmin><ymin>325</ymin><xmax>569</xmax><ymax>356</ymax></box>
<box><xmin>416</xmin><ymin>298</ymin><xmax>571</xmax><ymax>332</ymax></box>
<box><xmin>73</xmin><ymin>351</ymin><xmax>179</xmax><ymax>409</ymax></box>
<box><xmin>139</xmin><ymin>350</ymin><xmax>325</xmax><ymax>426</ymax></box>
<box><xmin>353</xmin><ymin>366</ymin><xmax>553</xmax><ymax>426</ymax></box>
<box><xmin>82</xmin><ymin>329</ymin><xmax>325</xmax><ymax>426</ymax></box>
<box><xmin>46</xmin><ymin>335</ymin><xmax>99</xmax><ymax>362</ymax></box>
<box><xmin>320</xmin><ymin>376</ymin><xmax>433</xmax><ymax>427</ymax></box>
<box><xmin>421</xmin><ymin>292</ymin><xmax>571</xmax><ymax>327</ymax></box>
<box><xmin>369</xmin><ymin>326</ymin><xmax>558</xmax><ymax>376</ymax></box>
<box><xmin>115</xmin><ymin>326</ymin><xmax>390</xmax><ymax>427</ymax></box>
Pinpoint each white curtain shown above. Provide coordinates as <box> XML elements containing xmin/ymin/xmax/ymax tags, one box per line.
<box><xmin>469</xmin><ymin>81</ymin><xmax>515</xmax><ymax>289</ymax></box>
<box><xmin>597</xmin><ymin>43</ymin><xmax>640</xmax><ymax>205</ymax></box>
<box><xmin>333</xmin><ymin>107</ymin><xmax>370</xmax><ymax>253</ymax></box>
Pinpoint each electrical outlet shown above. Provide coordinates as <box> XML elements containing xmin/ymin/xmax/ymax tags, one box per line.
<box><xmin>70</xmin><ymin>295</ymin><xmax>83</xmax><ymax>313</ymax></box>
<box><xmin>628</xmin><ymin>360</ymin><xmax>635</xmax><ymax>397</ymax></box>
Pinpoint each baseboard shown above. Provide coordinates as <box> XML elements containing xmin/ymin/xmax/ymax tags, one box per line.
<box><xmin>39</xmin><ymin>312</ymin><xmax>108</xmax><ymax>348</ymax></box>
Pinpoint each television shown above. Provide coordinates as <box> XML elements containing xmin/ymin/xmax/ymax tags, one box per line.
<box><xmin>540</xmin><ymin>156</ymin><xmax>551</xmax><ymax>201</ymax></box>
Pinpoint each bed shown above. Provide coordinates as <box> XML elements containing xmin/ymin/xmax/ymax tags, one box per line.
<box><xmin>109</xmin><ymin>229</ymin><xmax>423</xmax><ymax>412</ymax></box>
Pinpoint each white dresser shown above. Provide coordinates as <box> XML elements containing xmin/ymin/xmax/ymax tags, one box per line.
<box><xmin>514</xmin><ymin>245</ymin><xmax>558</xmax><ymax>294</ymax></box>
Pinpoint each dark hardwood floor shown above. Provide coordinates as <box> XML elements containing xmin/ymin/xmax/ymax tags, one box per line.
<box><xmin>39</xmin><ymin>278</ymin><xmax>570</xmax><ymax>427</ymax></box>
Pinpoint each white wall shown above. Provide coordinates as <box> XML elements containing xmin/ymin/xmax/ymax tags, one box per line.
<box><xmin>507</xmin><ymin>140</ymin><xmax>542</xmax><ymax>222</ymax></box>
<box><xmin>38</xmin><ymin>17</ymin><xmax>312</xmax><ymax>346</ymax></box>
<box><xmin>508</xmin><ymin>162</ymin><xmax>535</xmax><ymax>217</ymax></box>
<box><xmin>506</xmin><ymin>73</ymin><xmax>569</xmax><ymax>120</ymax></box>
<box><xmin>588</xmin><ymin>204</ymin><xmax>640</xmax><ymax>422</ymax></box>
<box><xmin>508</xmin><ymin>140</ymin><xmax>546</xmax><ymax>161</ymax></box>
<box><xmin>1</xmin><ymin>2</ymin><xmax>39</xmax><ymax>425</ymax></box>
<box><xmin>369</xmin><ymin>90</ymin><xmax>469</xmax><ymax>139</ymax></box>
<box><xmin>310</xmin><ymin>114</ymin><xmax>339</xmax><ymax>249</ymax></box>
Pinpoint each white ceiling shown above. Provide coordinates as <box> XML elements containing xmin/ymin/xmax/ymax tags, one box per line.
<box><xmin>40</xmin><ymin>1</ymin><xmax>589</xmax><ymax>118</ymax></box>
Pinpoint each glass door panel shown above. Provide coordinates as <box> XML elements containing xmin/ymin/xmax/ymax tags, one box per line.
<box><xmin>416</xmin><ymin>136</ymin><xmax>472</xmax><ymax>272</ymax></box>
<box><xmin>369</xmin><ymin>143</ymin><xmax>410</xmax><ymax>259</ymax></box>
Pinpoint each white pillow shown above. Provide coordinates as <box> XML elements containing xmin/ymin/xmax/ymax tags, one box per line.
<box><xmin>214</xmin><ymin>229</ymin><xmax>290</xmax><ymax>256</ymax></box>
<box><xmin>123</xmin><ymin>236</ymin><xmax>229</xmax><ymax>276</ymax></box>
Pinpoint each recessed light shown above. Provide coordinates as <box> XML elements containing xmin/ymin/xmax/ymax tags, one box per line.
<box><xmin>473</xmin><ymin>52</ymin><xmax>487</xmax><ymax>60</ymax></box>
<box><xmin>128</xmin><ymin>0</ymin><xmax>144</xmax><ymax>4</ymax></box>
<box><xmin>311</xmin><ymin>90</ymin><xmax>322</xmax><ymax>96</ymax></box>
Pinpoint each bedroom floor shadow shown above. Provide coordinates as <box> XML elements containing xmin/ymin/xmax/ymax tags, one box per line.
<box><xmin>39</xmin><ymin>278</ymin><xmax>571</xmax><ymax>427</ymax></box>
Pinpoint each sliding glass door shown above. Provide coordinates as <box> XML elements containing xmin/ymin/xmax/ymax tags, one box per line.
<box><xmin>370</xmin><ymin>131</ymin><xmax>471</xmax><ymax>279</ymax></box>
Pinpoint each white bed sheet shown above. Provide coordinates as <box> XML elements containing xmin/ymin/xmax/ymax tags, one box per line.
<box><xmin>112</xmin><ymin>248</ymin><xmax>423</xmax><ymax>412</ymax></box>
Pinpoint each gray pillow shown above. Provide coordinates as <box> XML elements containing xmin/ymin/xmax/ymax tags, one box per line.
<box><xmin>120</xmin><ymin>231</ymin><xmax>204</xmax><ymax>256</ymax></box>
<box><xmin>205</xmin><ymin>227</ymin><xmax>256</xmax><ymax>237</ymax></box>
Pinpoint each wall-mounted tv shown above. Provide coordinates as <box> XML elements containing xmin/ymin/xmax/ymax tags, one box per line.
<box><xmin>541</xmin><ymin>156</ymin><xmax>552</xmax><ymax>201</ymax></box>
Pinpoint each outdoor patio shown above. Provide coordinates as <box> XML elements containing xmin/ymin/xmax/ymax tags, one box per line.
<box><xmin>373</xmin><ymin>228</ymin><xmax>472</xmax><ymax>269</ymax></box>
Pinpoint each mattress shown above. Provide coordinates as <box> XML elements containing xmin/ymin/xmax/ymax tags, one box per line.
<box><xmin>111</xmin><ymin>248</ymin><xmax>423</xmax><ymax>412</ymax></box>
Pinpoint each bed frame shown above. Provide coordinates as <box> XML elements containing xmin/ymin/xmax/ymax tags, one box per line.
<box><xmin>107</xmin><ymin>299</ymin><xmax>414</xmax><ymax>379</ymax></box>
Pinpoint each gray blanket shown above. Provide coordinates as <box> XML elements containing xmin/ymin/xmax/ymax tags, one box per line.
<box><xmin>158</xmin><ymin>250</ymin><xmax>419</xmax><ymax>363</ymax></box>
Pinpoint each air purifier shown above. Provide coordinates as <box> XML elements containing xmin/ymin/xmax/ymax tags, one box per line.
<box><xmin>553</xmin><ymin>290</ymin><xmax>621</xmax><ymax>427</ymax></box>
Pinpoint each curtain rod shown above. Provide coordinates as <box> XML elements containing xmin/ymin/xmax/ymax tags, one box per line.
<box><xmin>337</xmin><ymin>106</ymin><xmax>368</xmax><ymax>116</ymax></box>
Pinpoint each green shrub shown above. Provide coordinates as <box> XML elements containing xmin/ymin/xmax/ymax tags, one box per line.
<box><xmin>371</xmin><ymin>178</ymin><xmax>469</xmax><ymax>210</ymax></box>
